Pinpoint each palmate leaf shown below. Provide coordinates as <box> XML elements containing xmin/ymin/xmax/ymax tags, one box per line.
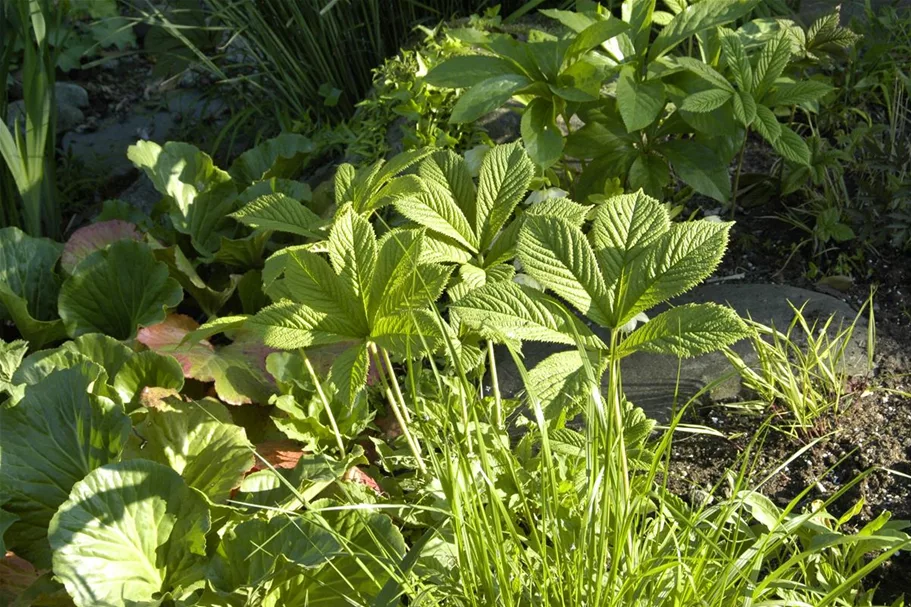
<box><xmin>371</xmin><ymin>309</ymin><xmax>449</xmax><ymax>357</ymax></box>
<box><xmin>418</xmin><ymin>150</ymin><xmax>477</xmax><ymax>215</ymax></box>
<box><xmin>616</xmin><ymin>303</ymin><xmax>748</xmax><ymax>358</ymax></box>
<box><xmin>518</xmin><ymin>215</ymin><xmax>612</xmax><ymax>327</ymax></box>
<box><xmin>753</xmin><ymin>32</ymin><xmax>793</xmax><ymax>99</ymax></box>
<box><xmin>126</xmin><ymin>397</ymin><xmax>254</xmax><ymax>502</ymax></box>
<box><xmin>230</xmin><ymin>193</ymin><xmax>323</xmax><ymax>238</ymax></box>
<box><xmin>329</xmin><ymin>206</ymin><xmax>378</xmax><ymax>307</ymax></box>
<box><xmin>337</xmin><ymin>150</ymin><xmax>432</xmax><ymax>215</ymax></box>
<box><xmin>0</xmin><ymin>368</ymin><xmax>131</xmax><ymax>567</ymax></box>
<box><xmin>649</xmin><ymin>0</ymin><xmax>759</xmax><ymax>60</ymax></box>
<box><xmin>721</xmin><ymin>28</ymin><xmax>752</xmax><ymax>93</ymax></box>
<box><xmin>58</xmin><ymin>239</ymin><xmax>183</xmax><ymax>340</ymax></box>
<box><xmin>395</xmin><ymin>181</ymin><xmax>478</xmax><ymax>253</ymax></box>
<box><xmin>524</xmin><ymin>349</ymin><xmax>606</xmax><ymax>422</ymax></box>
<box><xmin>616</xmin><ymin>67</ymin><xmax>666</xmax><ymax>132</ymax></box>
<box><xmin>329</xmin><ymin>341</ymin><xmax>370</xmax><ymax>406</ymax></box>
<box><xmin>48</xmin><ymin>460</ymin><xmax>211</xmax><ymax>607</ymax></box>
<box><xmin>451</xmin><ymin>280</ymin><xmax>604</xmax><ymax>347</ymax></box>
<box><xmin>248</xmin><ymin>302</ymin><xmax>359</xmax><ymax>350</ymax></box>
<box><xmin>283</xmin><ymin>249</ymin><xmax>369</xmax><ymax>334</ymax></box>
<box><xmin>475</xmin><ymin>142</ymin><xmax>535</xmax><ymax>250</ymax></box>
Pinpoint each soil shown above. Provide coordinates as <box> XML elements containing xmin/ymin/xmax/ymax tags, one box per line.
<box><xmin>669</xmin><ymin>147</ymin><xmax>911</xmax><ymax>600</ymax></box>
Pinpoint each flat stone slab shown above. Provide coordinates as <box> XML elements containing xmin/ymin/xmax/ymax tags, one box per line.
<box><xmin>494</xmin><ymin>283</ymin><xmax>870</xmax><ymax>423</ymax></box>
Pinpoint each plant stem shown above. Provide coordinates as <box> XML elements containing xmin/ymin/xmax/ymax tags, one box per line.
<box><xmin>301</xmin><ymin>351</ymin><xmax>347</xmax><ymax>457</ymax></box>
<box><xmin>487</xmin><ymin>340</ymin><xmax>503</xmax><ymax>428</ymax></box>
<box><xmin>369</xmin><ymin>343</ymin><xmax>427</xmax><ymax>474</ymax></box>
<box><xmin>731</xmin><ymin>127</ymin><xmax>750</xmax><ymax>218</ymax></box>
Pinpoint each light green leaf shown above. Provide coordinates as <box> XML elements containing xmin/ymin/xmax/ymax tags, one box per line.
<box><xmin>0</xmin><ymin>226</ymin><xmax>63</xmax><ymax>323</ymax></box>
<box><xmin>616</xmin><ymin>67</ymin><xmax>665</xmax><ymax>132</ymax></box>
<box><xmin>732</xmin><ymin>90</ymin><xmax>757</xmax><ymax>126</ymax></box>
<box><xmin>661</xmin><ymin>139</ymin><xmax>732</xmax><ymax>202</ymax></box>
<box><xmin>112</xmin><ymin>350</ymin><xmax>185</xmax><ymax>411</ymax></box>
<box><xmin>525</xmin><ymin>197</ymin><xmax>592</xmax><ymax>227</ymax></box>
<box><xmin>249</xmin><ymin>302</ymin><xmax>357</xmax><ymax>349</ymax></box>
<box><xmin>475</xmin><ymin>142</ymin><xmax>534</xmax><ymax>250</ymax></box>
<box><xmin>589</xmin><ymin>191</ymin><xmax>671</xmax><ymax>283</ymax></box>
<box><xmin>128</xmin><ymin>398</ymin><xmax>253</xmax><ymax>502</ymax></box>
<box><xmin>210</xmin><ymin>513</ymin><xmax>340</xmax><ymax>592</ymax></box>
<box><xmin>329</xmin><ymin>207</ymin><xmax>378</xmax><ymax>309</ymax></box>
<box><xmin>0</xmin><ymin>338</ymin><xmax>28</xmax><ymax>395</ymax></box>
<box><xmin>563</xmin><ymin>17</ymin><xmax>629</xmax><ymax>66</ymax></box>
<box><xmin>329</xmin><ymin>341</ymin><xmax>370</xmax><ymax>405</ymax></box>
<box><xmin>395</xmin><ymin>181</ymin><xmax>478</xmax><ymax>253</ymax></box>
<box><xmin>229</xmin><ymin>133</ymin><xmax>315</xmax><ymax>184</ymax></box>
<box><xmin>418</xmin><ymin>150</ymin><xmax>477</xmax><ymax>215</ymax></box>
<box><xmin>518</xmin><ymin>215</ymin><xmax>611</xmax><ymax>326</ymax></box>
<box><xmin>753</xmin><ymin>32</ymin><xmax>792</xmax><ymax>99</ymax></box>
<box><xmin>771</xmin><ymin>124</ymin><xmax>812</xmax><ymax>166</ymax></box>
<box><xmin>370</xmin><ymin>310</ymin><xmax>448</xmax><ymax>356</ymax></box>
<box><xmin>425</xmin><ymin>55</ymin><xmax>520</xmax><ymax>88</ymax></box>
<box><xmin>450</xmin><ymin>74</ymin><xmax>531</xmax><ymax>123</ymax></box>
<box><xmin>616</xmin><ymin>303</ymin><xmax>748</xmax><ymax>358</ymax></box>
<box><xmin>752</xmin><ymin>104</ymin><xmax>782</xmax><ymax>142</ymax></box>
<box><xmin>0</xmin><ymin>368</ymin><xmax>131</xmax><ymax>567</ymax></box>
<box><xmin>680</xmin><ymin>88</ymin><xmax>733</xmax><ymax>113</ymax></box>
<box><xmin>451</xmin><ymin>280</ymin><xmax>604</xmax><ymax>347</ymax></box>
<box><xmin>230</xmin><ymin>193</ymin><xmax>323</xmax><ymax>238</ymax></box>
<box><xmin>650</xmin><ymin>0</ymin><xmax>759</xmax><ymax>60</ymax></box>
<box><xmin>675</xmin><ymin>57</ymin><xmax>735</xmax><ymax>92</ymax></box>
<box><xmin>763</xmin><ymin>80</ymin><xmax>834</xmax><ymax>108</ymax></box>
<box><xmin>524</xmin><ymin>350</ymin><xmax>595</xmax><ymax>422</ymax></box>
<box><xmin>283</xmin><ymin>250</ymin><xmax>369</xmax><ymax>335</ymax></box>
<box><xmin>521</xmin><ymin>98</ymin><xmax>564</xmax><ymax>169</ymax></box>
<box><xmin>58</xmin><ymin>239</ymin><xmax>184</xmax><ymax>339</ymax></box>
<box><xmin>48</xmin><ymin>460</ymin><xmax>211</xmax><ymax>607</ymax></box>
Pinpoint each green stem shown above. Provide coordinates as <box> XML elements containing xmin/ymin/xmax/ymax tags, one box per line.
<box><xmin>487</xmin><ymin>341</ymin><xmax>502</xmax><ymax>429</ymax></box>
<box><xmin>731</xmin><ymin>127</ymin><xmax>750</xmax><ymax>219</ymax></box>
<box><xmin>301</xmin><ymin>351</ymin><xmax>347</xmax><ymax>457</ymax></box>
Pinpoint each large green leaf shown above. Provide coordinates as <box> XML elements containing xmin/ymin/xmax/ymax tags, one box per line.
<box><xmin>518</xmin><ymin>215</ymin><xmax>612</xmax><ymax>327</ymax></box>
<box><xmin>563</xmin><ymin>17</ymin><xmax>629</xmax><ymax>66</ymax></box>
<box><xmin>0</xmin><ymin>368</ymin><xmax>130</xmax><ymax>567</ymax></box>
<box><xmin>770</xmin><ymin>124</ymin><xmax>812</xmax><ymax>166</ymax></box>
<box><xmin>452</xmin><ymin>280</ymin><xmax>604</xmax><ymax>347</ymax></box>
<box><xmin>154</xmin><ymin>244</ymin><xmax>239</xmax><ymax>318</ymax></box>
<box><xmin>127</xmin><ymin>398</ymin><xmax>253</xmax><ymax>502</ymax></box>
<box><xmin>329</xmin><ymin>207</ymin><xmax>379</xmax><ymax>308</ymax></box>
<box><xmin>48</xmin><ymin>459</ymin><xmax>211</xmax><ymax>607</ymax></box>
<box><xmin>425</xmin><ymin>55</ymin><xmax>520</xmax><ymax>88</ymax></box>
<box><xmin>229</xmin><ymin>133</ymin><xmax>315</xmax><ymax>184</ymax></box>
<box><xmin>58</xmin><ymin>239</ymin><xmax>184</xmax><ymax>339</ymax></box>
<box><xmin>229</xmin><ymin>193</ymin><xmax>323</xmax><ymax>238</ymax></box>
<box><xmin>112</xmin><ymin>350</ymin><xmax>185</xmax><ymax>411</ymax></box>
<box><xmin>475</xmin><ymin>142</ymin><xmax>534</xmax><ymax>250</ymax></box>
<box><xmin>210</xmin><ymin>513</ymin><xmax>340</xmax><ymax>592</ymax></box>
<box><xmin>395</xmin><ymin>181</ymin><xmax>478</xmax><ymax>253</ymax></box>
<box><xmin>661</xmin><ymin>139</ymin><xmax>732</xmax><ymax>202</ymax></box>
<box><xmin>0</xmin><ymin>283</ymin><xmax>66</xmax><ymax>347</ymax></box>
<box><xmin>450</xmin><ymin>74</ymin><xmax>531</xmax><ymax>123</ymax></box>
<box><xmin>521</xmin><ymin>98</ymin><xmax>564</xmax><ymax>169</ymax></box>
<box><xmin>0</xmin><ymin>339</ymin><xmax>28</xmax><ymax>395</ymax></box>
<box><xmin>649</xmin><ymin>0</ymin><xmax>759</xmax><ymax>60</ymax></box>
<box><xmin>616</xmin><ymin>67</ymin><xmax>665</xmax><ymax>132</ymax></box>
<box><xmin>753</xmin><ymin>32</ymin><xmax>792</xmax><ymax>99</ymax></box>
<box><xmin>248</xmin><ymin>302</ymin><xmax>359</xmax><ymax>350</ymax></box>
<box><xmin>60</xmin><ymin>220</ymin><xmax>141</xmax><ymax>275</ymax></box>
<box><xmin>0</xmin><ymin>226</ymin><xmax>63</xmax><ymax>323</ymax></box>
<box><xmin>628</xmin><ymin>153</ymin><xmax>670</xmax><ymax>198</ymax></box>
<box><xmin>283</xmin><ymin>250</ymin><xmax>369</xmax><ymax>335</ymax></box>
<box><xmin>418</xmin><ymin>150</ymin><xmax>477</xmax><ymax>214</ymax></box>
<box><xmin>616</xmin><ymin>303</ymin><xmax>748</xmax><ymax>358</ymax></box>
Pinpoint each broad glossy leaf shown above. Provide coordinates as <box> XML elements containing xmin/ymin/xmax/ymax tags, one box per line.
<box><xmin>450</xmin><ymin>74</ymin><xmax>531</xmax><ymax>123</ymax></box>
<box><xmin>616</xmin><ymin>303</ymin><xmax>748</xmax><ymax>358</ymax></box>
<box><xmin>0</xmin><ymin>368</ymin><xmax>130</xmax><ymax>567</ymax></box>
<box><xmin>521</xmin><ymin>98</ymin><xmax>564</xmax><ymax>169</ymax></box>
<box><xmin>0</xmin><ymin>283</ymin><xmax>66</xmax><ymax>347</ymax></box>
<box><xmin>425</xmin><ymin>55</ymin><xmax>520</xmax><ymax>88</ymax></box>
<box><xmin>230</xmin><ymin>193</ymin><xmax>323</xmax><ymax>238</ymax></box>
<box><xmin>452</xmin><ymin>280</ymin><xmax>604</xmax><ymax>347</ymax></box>
<box><xmin>661</xmin><ymin>139</ymin><xmax>732</xmax><ymax>202</ymax></box>
<box><xmin>48</xmin><ymin>460</ymin><xmax>211</xmax><ymax>607</ymax></box>
<box><xmin>211</xmin><ymin>230</ymin><xmax>272</xmax><ymax>269</ymax></box>
<box><xmin>58</xmin><ymin>239</ymin><xmax>183</xmax><ymax>339</ymax></box>
<box><xmin>475</xmin><ymin>142</ymin><xmax>534</xmax><ymax>250</ymax></box>
<box><xmin>128</xmin><ymin>398</ymin><xmax>253</xmax><ymax>502</ymax></box>
<box><xmin>628</xmin><ymin>153</ymin><xmax>670</xmax><ymax>198</ymax></box>
<box><xmin>0</xmin><ymin>227</ymin><xmax>63</xmax><ymax>323</ymax></box>
<box><xmin>154</xmin><ymin>244</ymin><xmax>239</xmax><ymax>318</ymax></box>
<box><xmin>211</xmin><ymin>513</ymin><xmax>340</xmax><ymax>592</ymax></box>
<box><xmin>60</xmin><ymin>220</ymin><xmax>141</xmax><ymax>274</ymax></box>
<box><xmin>229</xmin><ymin>133</ymin><xmax>315</xmax><ymax>184</ymax></box>
<box><xmin>563</xmin><ymin>17</ymin><xmax>629</xmax><ymax>66</ymax></box>
<box><xmin>0</xmin><ymin>339</ymin><xmax>27</xmax><ymax>395</ymax></box>
<box><xmin>616</xmin><ymin>68</ymin><xmax>665</xmax><ymax>132</ymax></box>
<box><xmin>649</xmin><ymin>0</ymin><xmax>759</xmax><ymax>60</ymax></box>
<box><xmin>518</xmin><ymin>215</ymin><xmax>611</xmax><ymax>326</ymax></box>
<box><xmin>112</xmin><ymin>350</ymin><xmax>185</xmax><ymax>410</ymax></box>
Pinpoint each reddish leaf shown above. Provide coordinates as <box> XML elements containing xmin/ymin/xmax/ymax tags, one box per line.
<box><xmin>250</xmin><ymin>440</ymin><xmax>306</xmax><ymax>472</ymax></box>
<box><xmin>343</xmin><ymin>466</ymin><xmax>383</xmax><ymax>495</ymax></box>
<box><xmin>61</xmin><ymin>220</ymin><xmax>141</xmax><ymax>274</ymax></box>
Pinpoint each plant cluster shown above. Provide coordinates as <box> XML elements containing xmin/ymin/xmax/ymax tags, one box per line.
<box><xmin>1</xmin><ymin>140</ymin><xmax>907</xmax><ymax>605</ymax></box>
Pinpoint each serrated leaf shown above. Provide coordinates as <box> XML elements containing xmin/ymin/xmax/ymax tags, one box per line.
<box><xmin>521</xmin><ymin>98</ymin><xmax>564</xmax><ymax>169</ymax></box>
<box><xmin>452</xmin><ymin>280</ymin><xmax>604</xmax><ymax>346</ymax></box>
<box><xmin>675</xmin><ymin>57</ymin><xmax>735</xmax><ymax>92</ymax></box>
<box><xmin>425</xmin><ymin>55</ymin><xmax>520</xmax><ymax>87</ymax></box>
<box><xmin>680</xmin><ymin>88</ymin><xmax>733</xmax><ymax>113</ymax></box>
<box><xmin>48</xmin><ymin>460</ymin><xmax>210</xmax><ymax>607</ymax></box>
<box><xmin>763</xmin><ymin>80</ymin><xmax>834</xmax><ymax>108</ymax></box>
<box><xmin>0</xmin><ymin>368</ymin><xmax>131</xmax><ymax>567</ymax></box>
<box><xmin>772</xmin><ymin>124</ymin><xmax>812</xmax><ymax>166</ymax></box>
<box><xmin>732</xmin><ymin>90</ymin><xmax>757</xmax><ymax>126</ymax></box>
<box><xmin>395</xmin><ymin>181</ymin><xmax>478</xmax><ymax>253</ymax></box>
<box><xmin>370</xmin><ymin>310</ymin><xmax>448</xmax><ymax>356</ymax></box>
<box><xmin>475</xmin><ymin>142</ymin><xmax>534</xmax><ymax>250</ymax></box>
<box><xmin>649</xmin><ymin>0</ymin><xmax>759</xmax><ymax>60</ymax></box>
<box><xmin>525</xmin><ymin>197</ymin><xmax>591</xmax><ymax>227</ymax></box>
<box><xmin>230</xmin><ymin>193</ymin><xmax>323</xmax><ymax>237</ymax></box>
<box><xmin>753</xmin><ymin>32</ymin><xmax>792</xmax><ymax>99</ymax></box>
<box><xmin>329</xmin><ymin>341</ymin><xmax>370</xmax><ymax>405</ymax></box>
<box><xmin>518</xmin><ymin>215</ymin><xmax>611</xmax><ymax>326</ymax></box>
<box><xmin>248</xmin><ymin>302</ymin><xmax>356</xmax><ymax>349</ymax></box>
<box><xmin>419</xmin><ymin>150</ymin><xmax>477</xmax><ymax>216</ymax></box>
<box><xmin>524</xmin><ymin>350</ymin><xmax>595</xmax><ymax>422</ymax></box>
<box><xmin>590</xmin><ymin>190</ymin><xmax>670</xmax><ymax>282</ymax></box>
<box><xmin>283</xmin><ymin>250</ymin><xmax>368</xmax><ymax>334</ymax></box>
<box><xmin>450</xmin><ymin>74</ymin><xmax>531</xmax><ymax>124</ymax></box>
<box><xmin>127</xmin><ymin>397</ymin><xmax>254</xmax><ymax>502</ymax></box>
<box><xmin>58</xmin><ymin>239</ymin><xmax>183</xmax><ymax>340</ymax></box>
<box><xmin>752</xmin><ymin>103</ymin><xmax>782</xmax><ymax>142</ymax></box>
<box><xmin>329</xmin><ymin>207</ymin><xmax>378</xmax><ymax>314</ymax></box>
<box><xmin>616</xmin><ymin>67</ymin><xmax>666</xmax><ymax>132</ymax></box>
<box><xmin>616</xmin><ymin>303</ymin><xmax>748</xmax><ymax>358</ymax></box>
<box><xmin>721</xmin><ymin>29</ymin><xmax>752</xmax><ymax>93</ymax></box>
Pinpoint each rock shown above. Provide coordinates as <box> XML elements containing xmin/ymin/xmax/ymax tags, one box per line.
<box><xmin>475</xmin><ymin>102</ymin><xmax>522</xmax><ymax>144</ymax></box>
<box><xmin>117</xmin><ymin>174</ymin><xmax>161</xmax><ymax>215</ymax></box>
<box><xmin>55</xmin><ymin>82</ymin><xmax>89</xmax><ymax>109</ymax></box>
<box><xmin>56</xmin><ymin>103</ymin><xmax>86</xmax><ymax>133</ymax></box>
<box><xmin>493</xmin><ymin>283</ymin><xmax>871</xmax><ymax>423</ymax></box>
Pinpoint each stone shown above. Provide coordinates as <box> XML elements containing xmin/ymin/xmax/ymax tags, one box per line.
<box><xmin>5</xmin><ymin>82</ymin><xmax>89</xmax><ymax>134</ymax></box>
<box><xmin>475</xmin><ymin>102</ymin><xmax>522</xmax><ymax>144</ymax></box>
<box><xmin>493</xmin><ymin>283</ymin><xmax>871</xmax><ymax>423</ymax></box>
<box><xmin>117</xmin><ymin>174</ymin><xmax>161</xmax><ymax>215</ymax></box>
<box><xmin>55</xmin><ymin>82</ymin><xmax>89</xmax><ymax>109</ymax></box>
